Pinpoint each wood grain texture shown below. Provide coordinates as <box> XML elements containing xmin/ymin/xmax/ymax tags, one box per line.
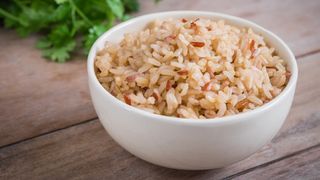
<box><xmin>0</xmin><ymin>53</ymin><xmax>319</xmax><ymax>179</ymax></box>
<box><xmin>0</xmin><ymin>30</ymin><xmax>96</xmax><ymax>147</ymax></box>
<box><xmin>234</xmin><ymin>145</ymin><xmax>320</xmax><ymax>180</ymax></box>
<box><xmin>0</xmin><ymin>0</ymin><xmax>320</xmax><ymax>148</ymax></box>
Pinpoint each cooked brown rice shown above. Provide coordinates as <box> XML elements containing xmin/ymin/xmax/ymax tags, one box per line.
<box><xmin>94</xmin><ymin>18</ymin><xmax>290</xmax><ymax>119</ymax></box>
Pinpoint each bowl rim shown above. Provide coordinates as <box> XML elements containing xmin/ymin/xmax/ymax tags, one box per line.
<box><xmin>87</xmin><ymin>11</ymin><xmax>298</xmax><ymax>125</ymax></box>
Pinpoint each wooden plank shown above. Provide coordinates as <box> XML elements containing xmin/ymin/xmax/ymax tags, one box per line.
<box><xmin>1</xmin><ymin>0</ymin><xmax>320</xmax><ymax>147</ymax></box>
<box><xmin>0</xmin><ymin>30</ymin><xmax>96</xmax><ymax>147</ymax></box>
<box><xmin>234</xmin><ymin>145</ymin><xmax>320</xmax><ymax>179</ymax></box>
<box><xmin>0</xmin><ymin>53</ymin><xmax>319</xmax><ymax>179</ymax></box>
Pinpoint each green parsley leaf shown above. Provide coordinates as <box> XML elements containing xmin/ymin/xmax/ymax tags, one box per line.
<box><xmin>0</xmin><ymin>0</ymin><xmax>151</xmax><ymax>62</ymax></box>
<box><xmin>36</xmin><ymin>38</ymin><xmax>52</xmax><ymax>49</ymax></box>
<box><xmin>42</xmin><ymin>40</ymin><xmax>76</xmax><ymax>63</ymax></box>
<box><xmin>50</xmin><ymin>3</ymin><xmax>71</xmax><ymax>22</ymax></box>
<box><xmin>38</xmin><ymin>24</ymin><xmax>76</xmax><ymax>62</ymax></box>
<box><xmin>84</xmin><ymin>25</ymin><xmax>109</xmax><ymax>53</ymax></box>
<box><xmin>106</xmin><ymin>0</ymin><xmax>124</xmax><ymax>19</ymax></box>
<box><xmin>55</xmin><ymin>0</ymin><xmax>69</xmax><ymax>4</ymax></box>
<box><xmin>122</xmin><ymin>0</ymin><xmax>139</xmax><ymax>13</ymax></box>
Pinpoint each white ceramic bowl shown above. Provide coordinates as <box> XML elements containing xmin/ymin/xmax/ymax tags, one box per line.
<box><xmin>87</xmin><ymin>11</ymin><xmax>298</xmax><ymax>170</ymax></box>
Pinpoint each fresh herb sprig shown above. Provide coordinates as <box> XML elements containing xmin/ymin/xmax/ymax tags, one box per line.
<box><xmin>0</xmin><ymin>0</ymin><xmax>140</xmax><ymax>62</ymax></box>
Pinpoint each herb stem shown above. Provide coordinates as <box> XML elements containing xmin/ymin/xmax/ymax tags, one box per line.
<box><xmin>13</xmin><ymin>0</ymin><xmax>27</xmax><ymax>11</ymax></box>
<box><xmin>0</xmin><ymin>8</ymin><xmax>27</xmax><ymax>26</ymax></box>
<box><xmin>69</xmin><ymin>0</ymin><xmax>94</xmax><ymax>26</ymax></box>
<box><xmin>70</xmin><ymin>7</ymin><xmax>77</xmax><ymax>36</ymax></box>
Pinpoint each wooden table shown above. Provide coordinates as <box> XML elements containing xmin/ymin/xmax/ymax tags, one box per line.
<box><xmin>1</xmin><ymin>0</ymin><xmax>319</xmax><ymax>179</ymax></box>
